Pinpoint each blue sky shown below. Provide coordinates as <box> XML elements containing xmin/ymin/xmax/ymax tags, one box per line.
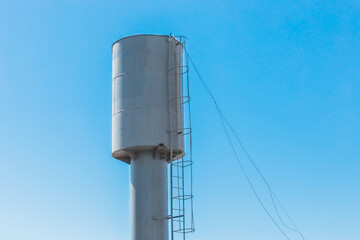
<box><xmin>0</xmin><ymin>0</ymin><xmax>359</xmax><ymax>239</ymax></box>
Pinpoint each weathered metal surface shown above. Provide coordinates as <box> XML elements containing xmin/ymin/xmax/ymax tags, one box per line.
<box><xmin>112</xmin><ymin>34</ymin><xmax>183</xmax><ymax>164</ymax></box>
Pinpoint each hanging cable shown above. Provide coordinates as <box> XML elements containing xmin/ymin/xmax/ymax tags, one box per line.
<box><xmin>216</xmin><ymin>105</ymin><xmax>291</xmax><ymax>240</ymax></box>
<box><xmin>186</xmin><ymin>50</ymin><xmax>306</xmax><ymax>240</ymax></box>
<box><xmin>271</xmin><ymin>190</ymin><xmax>306</xmax><ymax>240</ymax></box>
<box><xmin>222</xmin><ymin>114</ymin><xmax>306</xmax><ymax>240</ymax></box>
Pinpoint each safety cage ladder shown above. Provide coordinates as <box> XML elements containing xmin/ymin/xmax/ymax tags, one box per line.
<box><xmin>167</xmin><ymin>35</ymin><xmax>195</xmax><ymax>240</ymax></box>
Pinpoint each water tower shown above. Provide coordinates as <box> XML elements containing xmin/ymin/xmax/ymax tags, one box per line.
<box><xmin>112</xmin><ymin>34</ymin><xmax>194</xmax><ymax>240</ymax></box>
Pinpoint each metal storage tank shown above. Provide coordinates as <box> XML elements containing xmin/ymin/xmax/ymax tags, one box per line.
<box><xmin>112</xmin><ymin>34</ymin><xmax>185</xmax><ymax>240</ymax></box>
<box><xmin>112</xmin><ymin>34</ymin><xmax>184</xmax><ymax>163</ymax></box>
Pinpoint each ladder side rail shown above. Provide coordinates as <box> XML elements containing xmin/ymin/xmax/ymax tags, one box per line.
<box><xmin>167</xmin><ymin>36</ymin><xmax>174</xmax><ymax>240</ymax></box>
<box><xmin>184</xmin><ymin>38</ymin><xmax>195</xmax><ymax>233</ymax></box>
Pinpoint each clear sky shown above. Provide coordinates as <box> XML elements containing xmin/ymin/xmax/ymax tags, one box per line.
<box><xmin>0</xmin><ymin>0</ymin><xmax>359</xmax><ymax>239</ymax></box>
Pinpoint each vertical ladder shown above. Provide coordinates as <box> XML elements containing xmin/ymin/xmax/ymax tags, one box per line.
<box><xmin>167</xmin><ymin>35</ymin><xmax>195</xmax><ymax>240</ymax></box>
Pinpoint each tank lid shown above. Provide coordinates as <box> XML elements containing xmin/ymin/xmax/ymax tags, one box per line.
<box><xmin>112</xmin><ymin>34</ymin><xmax>183</xmax><ymax>47</ymax></box>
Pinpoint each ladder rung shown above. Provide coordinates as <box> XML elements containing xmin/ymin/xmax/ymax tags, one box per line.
<box><xmin>173</xmin><ymin>228</ymin><xmax>195</xmax><ymax>233</ymax></box>
<box><xmin>169</xmin><ymin>127</ymin><xmax>191</xmax><ymax>134</ymax></box>
<box><xmin>168</xmin><ymin>95</ymin><xmax>190</xmax><ymax>103</ymax></box>
<box><xmin>168</xmin><ymin>65</ymin><xmax>189</xmax><ymax>72</ymax></box>
<box><xmin>172</xmin><ymin>176</ymin><xmax>183</xmax><ymax>179</ymax></box>
<box><xmin>172</xmin><ymin>195</ymin><xmax>193</xmax><ymax>200</ymax></box>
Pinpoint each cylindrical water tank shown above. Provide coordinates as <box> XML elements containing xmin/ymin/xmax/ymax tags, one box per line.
<box><xmin>112</xmin><ymin>34</ymin><xmax>184</xmax><ymax>164</ymax></box>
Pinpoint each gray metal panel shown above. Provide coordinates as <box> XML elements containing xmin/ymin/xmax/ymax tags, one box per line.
<box><xmin>112</xmin><ymin>35</ymin><xmax>184</xmax><ymax>163</ymax></box>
